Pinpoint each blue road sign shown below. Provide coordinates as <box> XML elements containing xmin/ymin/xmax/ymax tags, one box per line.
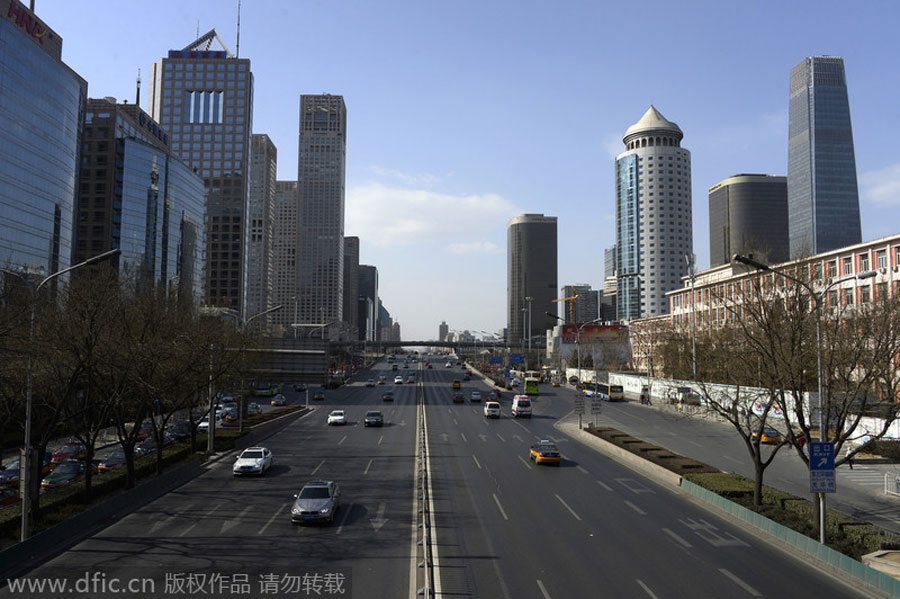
<box><xmin>809</xmin><ymin>442</ymin><xmax>836</xmax><ymax>493</ymax></box>
<box><xmin>489</xmin><ymin>356</ymin><xmax>502</xmax><ymax>364</ymax></box>
<box><xmin>509</xmin><ymin>353</ymin><xmax>524</xmax><ymax>364</ymax></box>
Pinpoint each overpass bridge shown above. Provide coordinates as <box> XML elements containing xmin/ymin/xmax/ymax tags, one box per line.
<box><xmin>331</xmin><ymin>339</ymin><xmax>506</xmax><ymax>350</ymax></box>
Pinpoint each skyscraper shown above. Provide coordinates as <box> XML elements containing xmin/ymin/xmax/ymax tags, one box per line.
<box><xmin>507</xmin><ymin>214</ymin><xmax>557</xmax><ymax>348</ymax></box>
<box><xmin>615</xmin><ymin>106</ymin><xmax>692</xmax><ymax>321</ymax></box>
<box><xmin>247</xmin><ymin>134</ymin><xmax>277</xmax><ymax>327</ymax></box>
<box><xmin>148</xmin><ymin>30</ymin><xmax>253</xmax><ymax>311</ymax></box>
<box><xmin>358</xmin><ymin>265</ymin><xmax>378</xmax><ymax>341</ymax></box>
<box><xmin>0</xmin><ymin>1</ymin><xmax>85</xmax><ymax>277</ymax></box>
<box><xmin>439</xmin><ymin>321</ymin><xmax>449</xmax><ymax>342</ymax></box>
<box><xmin>787</xmin><ymin>56</ymin><xmax>861</xmax><ymax>259</ymax></box>
<box><xmin>708</xmin><ymin>174</ymin><xmax>788</xmax><ymax>268</ymax></box>
<box><xmin>560</xmin><ymin>285</ymin><xmax>600</xmax><ymax>324</ymax></box>
<box><xmin>342</xmin><ymin>236</ymin><xmax>360</xmax><ymax>338</ymax></box>
<box><xmin>296</xmin><ymin>94</ymin><xmax>347</xmax><ymax>327</ymax></box>
<box><xmin>271</xmin><ymin>180</ymin><xmax>298</xmax><ymax>334</ymax></box>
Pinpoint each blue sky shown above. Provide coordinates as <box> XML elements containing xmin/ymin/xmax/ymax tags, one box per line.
<box><xmin>37</xmin><ymin>0</ymin><xmax>900</xmax><ymax>340</ymax></box>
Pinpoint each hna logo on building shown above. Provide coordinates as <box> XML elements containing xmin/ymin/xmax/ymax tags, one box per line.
<box><xmin>7</xmin><ymin>0</ymin><xmax>52</xmax><ymax>44</ymax></box>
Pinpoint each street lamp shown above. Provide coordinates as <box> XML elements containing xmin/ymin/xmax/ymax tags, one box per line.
<box><xmin>525</xmin><ymin>296</ymin><xmax>533</xmax><ymax>352</ymax></box>
<box><xmin>732</xmin><ymin>253</ymin><xmax>876</xmax><ymax>544</ymax></box>
<box><xmin>234</xmin><ymin>304</ymin><xmax>283</xmax><ymax>434</ymax></box>
<box><xmin>546</xmin><ymin>312</ymin><xmax>603</xmax><ymax>387</ymax></box>
<box><xmin>16</xmin><ymin>248</ymin><xmax>120</xmax><ymax>541</ymax></box>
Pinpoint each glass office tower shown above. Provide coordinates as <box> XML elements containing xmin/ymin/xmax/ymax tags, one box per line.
<box><xmin>787</xmin><ymin>56</ymin><xmax>861</xmax><ymax>259</ymax></box>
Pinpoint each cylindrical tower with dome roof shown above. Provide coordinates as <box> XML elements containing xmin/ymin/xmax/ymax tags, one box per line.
<box><xmin>614</xmin><ymin>106</ymin><xmax>692</xmax><ymax>321</ymax></box>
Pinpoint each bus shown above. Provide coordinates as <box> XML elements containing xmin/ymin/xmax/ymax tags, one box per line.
<box><xmin>523</xmin><ymin>377</ymin><xmax>540</xmax><ymax>395</ymax></box>
<box><xmin>581</xmin><ymin>382</ymin><xmax>624</xmax><ymax>401</ymax></box>
<box><xmin>526</xmin><ymin>370</ymin><xmax>542</xmax><ymax>383</ymax></box>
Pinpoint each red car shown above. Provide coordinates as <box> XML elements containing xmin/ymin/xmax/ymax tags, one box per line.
<box><xmin>51</xmin><ymin>442</ymin><xmax>87</xmax><ymax>464</ymax></box>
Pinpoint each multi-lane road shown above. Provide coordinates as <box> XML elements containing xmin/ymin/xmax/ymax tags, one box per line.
<box><xmin>2</xmin><ymin>357</ymin><xmax>869</xmax><ymax>598</ymax></box>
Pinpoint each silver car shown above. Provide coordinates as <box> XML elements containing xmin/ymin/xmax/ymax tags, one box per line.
<box><xmin>291</xmin><ymin>481</ymin><xmax>341</xmax><ymax>524</ymax></box>
<box><xmin>232</xmin><ymin>447</ymin><xmax>273</xmax><ymax>475</ymax></box>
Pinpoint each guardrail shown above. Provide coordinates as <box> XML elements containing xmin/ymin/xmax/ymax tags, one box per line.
<box><xmin>414</xmin><ymin>371</ymin><xmax>435</xmax><ymax>596</ymax></box>
<box><xmin>885</xmin><ymin>474</ymin><xmax>900</xmax><ymax>497</ymax></box>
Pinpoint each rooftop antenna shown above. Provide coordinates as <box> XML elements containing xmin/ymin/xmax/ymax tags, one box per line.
<box><xmin>196</xmin><ymin>20</ymin><xmax>200</xmax><ymax>40</ymax></box>
<box><xmin>236</xmin><ymin>0</ymin><xmax>241</xmax><ymax>58</ymax></box>
<box><xmin>135</xmin><ymin>68</ymin><xmax>141</xmax><ymax>107</ymax></box>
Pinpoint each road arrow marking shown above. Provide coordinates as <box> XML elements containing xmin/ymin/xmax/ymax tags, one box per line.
<box><xmin>478</xmin><ymin>434</ymin><xmax>488</xmax><ymax>442</ymax></box>
<box><xmin>370</xmin><ymin>502</ymin><xmax>388</xmax><ymax>530</ymax></box>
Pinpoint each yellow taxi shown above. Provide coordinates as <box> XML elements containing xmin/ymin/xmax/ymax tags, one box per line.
<box><xmin>452</xmin><ymin>380</ymin><xmax>462</xmax><ymax>390</ymax></box>
<box><xmin>751</xmin><ymin>425</ymin><xmax>783</xmax><ymax>444</ymax></box>
<box><xmin>270</xmin><ymin>394</ymin><xmax>286</xmax><ymax>406</ymax></box>
<box><xmin>452</xmin><ymin>391</ymin><xmax>465</xmax><ymax>403</ymax></box>
<box><xmin>529</xmin><ymin>440</ymin><xmax>561</xmax><ymax>466</ymax></box>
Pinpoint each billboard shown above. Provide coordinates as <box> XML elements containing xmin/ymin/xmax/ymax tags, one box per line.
<box><xmin>561</xmin><ymin>325</ymin><xmax>628</xmax><ymax>344</ymax></box>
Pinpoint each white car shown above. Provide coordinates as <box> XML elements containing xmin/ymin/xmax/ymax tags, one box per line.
<box><xmin>445</xmin><ymin>362</ymin><xmax>452</xmax><ymax>368</ymax></box>
<box><xmin>196</xmin><ymin>415</ymin><xmax>221</xmax><ymax>432</ymax></box>
<box><xmin>394</xmin><ymin>376</ymin><xmax>403</xmax><ymax>384</ymax></box>
<box><xmin>365</xmin><ymin>379</ymin><xmax>376</xmax><ymax>387</ymax></box>
<box><xmin>233</xmin><ymin>447</ymin><xmax>273</xmax><ymax>475</ymax></box>
<box><xmin>327</xmin><ymin>410</ymin><xmax>346</xmax><ymax>426</ymax></box>
<box><xmin>483</xmin><ymin>401</ymin><xmax>501</xmax><ymax>418</ymax></box>
<box><xmin>470</xmin><ymin>391</ymin><xmax>482</xmax><ymax>402</ymax></box>
<box><xmin>512</xmin><ymin>395</ymin><xmax>532</xmax><ymax>418</ymax></box>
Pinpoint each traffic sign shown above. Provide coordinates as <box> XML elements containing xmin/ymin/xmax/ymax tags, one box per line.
<box><xmin>591</xmin><ymin>398</ymin><xmax>604</xmax><ymax>414</ymax></box>
<box><xmin>509</xmin><ymin>353</ymin><xmax>524</xmax><ymax>364</ymax></box>
<box><xmin>574</xmin><ymin>398</ymin><xmax>585</xmax><ymax>415</ymax></box>
<box><xmin>489</xmin><ymin>356</ymin><xmax>502</xmax><ymax>364</ymax></box>
<box><xmin>809</xmin><ymin>442</ymin><xmax>836</xmax><ymax>493</ymax></box>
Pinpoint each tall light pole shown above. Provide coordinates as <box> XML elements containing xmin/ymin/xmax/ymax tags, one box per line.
<box><xmin>525</xmin><ymin>296</ymin><xmax>533</xmax><ymax>352</ymax></box>
<box><xmin>685</xmin><ymin>253</ymin><xmax>697</xmax><ymax>380</ymax></box>
<box><xmin>16</xmin><ymin>248</ymin><xmax>120</xmax><ymax>541</ymax></box>
<box><xmin>235</xmin><ymin>304</ymin><xmax>283</xmax><ymax>434</ymax></box>
<box><xmin>733</xmin><ymin>254</ymin><xmax>875</xmax><ymax>544</ymax></box>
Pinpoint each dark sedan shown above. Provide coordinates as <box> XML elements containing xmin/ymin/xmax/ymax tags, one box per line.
<box><xmin>364</xmin><ymin>411</ymin><xmax>384</xmax><ymax>427</ymax></box>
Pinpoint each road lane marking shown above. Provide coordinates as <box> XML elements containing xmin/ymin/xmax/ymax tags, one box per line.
<box><xmin>221</xmin><ymin>505</ymin><xmax>255</xmax><ymax>534</ymax></box>
<box><xmin>536</xmin><ymin>579</ymin><xmax>551</xmax><ymax>599</ymax></box>
<box><xmin>338</xmin><ymin>435</ymin><xmax>347</xmax><ymax>445</ymax></box>
<box><xmin>335</xmin><ymin>503</ymin><xmax>352</xmax><ymax>535</ymax></box>
<box><xmin>364</xmin><ymin>459</ymin><xmax>373</xmax><ymax>475</ymax></box>
<box><xmin>311</xmin><ymin>459</ymin><xmax>325</xmax><ymax>475</ymax></box>
<box><xmin>461</xmin><ymin>432</ymin><xmax>468</xmax><ymax>442</ymax></box>
<box><xmin>512</xmin><ymin>420</ymin><xmax>531</xmax><ymax>434</ymax></box>
<box><xmin>688</xmin><ymin>440</ymin><xmax>703</xmax><ymax>447</ymax></box>
<box><xmin>636</xmin><ymin>579</ymin><xmax>659</xmax><ymax>599</ymax></box>
<box><xmin>453</xmin><ymin>418</ymin><xmax>459</xmax><ymax>425</ymax></box>
<box><xmin>719</xmin><ymin>569</ymin><xmax>761</xmax><ymax>597</ymax></box>
<box><xmin>555</xmin><ymin>494</ymin><xmax>582</xmax><ymax>521</ymax></box>
<box><xmin>518</xmin><ymin>456</ymin><xmax>533</xmax><ymax>470</ymax></box>
<box><xmin>576</xmin><ymin>465</ymin><xmax>589</xmax><ymax>475</ymax></box>
<box><xmin>513</xmin><ymin>434</ymin><xmax>524</xmax><ymax>443</ymax></box>
<box><xmin>596</xmin><ymin>480</ymin><xmax>613</xmax><ymax>491</ymax></box>
<box><xmin>624</xmin><ymin>500</ymin><xmax>646</xmax><ymax>515</ymax></box>
<box><xmin>472</xmin><ymin>454</ymin><xmax>482</xmax><ymax>470</ymax></box>
<box><xmin>492</xmin><ymin>493</ymin><xmax>509</xmax><ymax>520</ymax></box>
<box><xmin>258</xmin><ymin>504</ymin><xmax>285</xmax><ymax>535</ymax></box>
<box><xmin>377</xmin><ymin>435</ymin><xmax>384</xmax><ymax>445</ymax></box>
<box><xmin>496</xmin><ymin>433</ymin><xmax>506</xmax><ymax>442</ymax></box>
<box><xmin>178</xmin><ymin>501</ymin><xmax>223</xmax><ymax>537</ymax></box>
<box><xmin>662</xmin><ymin>527</ymin><xmax>692</xmax><ymax>547</ymax></box>
<box><xmin>724</xmin><ymin>455</ymin><xmax>741</xmax><ymax>464</ymax></box>
<box><xmin>615</xmin><ymin>478</ymin><xmax>654</xmax><ymax>494</ymax></box>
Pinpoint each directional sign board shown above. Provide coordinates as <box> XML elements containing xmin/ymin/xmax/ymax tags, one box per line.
<box><xmin>809</xmin><ymin>442</ymin><xmax>836</xmax><ymax>493</ymax></box>
<box><xmin>591</xmin><ymin>398</ymin><xmax>604</xmax><ymax>414</ymax></box>
<box><xmin>509</xmin><ymin>353</ymin><xmax>524</xmax><ymax>364</ymax></box>
<box><xmin>573</xmin><ymin>398</ymin><xmax>585</xmax><ymax>415</ymax></box>
<box><xmin>489</xmin><ymin>356</ymin><xmax>502</xmax><ymax>364</ymax></box>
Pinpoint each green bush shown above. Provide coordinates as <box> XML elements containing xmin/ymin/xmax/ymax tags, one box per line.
<box><xmin>865</xmin><ymin>440</ymin><xmax>900</xmax><ymax>460</ymax></box>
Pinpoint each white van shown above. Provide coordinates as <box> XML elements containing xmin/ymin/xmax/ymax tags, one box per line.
<box><xmin>511</xmin><ymin>395</ymin><xmax>532</xmax><ymax>418</ymax></box>
<box><xmin>483</xmin><ymin>401</ymin><xmax>501</xmax><ymax>418</ymax></box>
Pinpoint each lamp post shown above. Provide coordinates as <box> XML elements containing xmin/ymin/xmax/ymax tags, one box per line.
<box><xmin>14</xmin><ymin>248</ymin><xmax>120</xmax><ymax>542</ymax></box>
<box><xmin>236</xmin><ymin>304</ymin><xmax>283</xmax><ymax>433</ymax></box>
<box><xmin>525</xmin><ymin>296</ymin><xmax>533</xmax><ymax>353</ymax></box>
<box><xmin>733</xmin><ymin>253</ymin><xmax>875</xmax><ymax>544</ymax></box>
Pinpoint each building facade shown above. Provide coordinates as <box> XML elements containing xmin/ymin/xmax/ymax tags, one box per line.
<box><xmin>787</xmin><ymin>56</ymin><xmax>861</xmax><ymax>259</ymax></box>
<box><xmin>439</xmin><ymin>321</ymin><xmax>449</xmax><ymax>342</ymax></box>
<box><xmin>296</xmin><ymin>94</ymin><xmax>347</xmax><ymax>328</ymax></box>
<box><xmin>615</xmin><ymin>106</ymin><xmax>692</xmax><ymax>321</ymax></box>
<box><xmin>148</xmin><ymin>30</ymin><xmax>253</xmax><ymax>311</ymax></box>
<box><xmin>246</xmin><ymin>134</ymin><xmax>276</xmax><ymax>328</ymax></box>
<box><xmin>271</xmin><ymin>180</ymin><xmax>298</xmax><ymax>334</ymax></box>
<box><xmin>0</xmin><ymin>1</ymin><xmax>85</xmax><ymax>278</ymax></box>
<box><xmin>75</xmin><ymin>99</ymin><xmax>206</xmax><ymax>304</ymax></box>
<box><xmin>708</xmin><ymin>174</ymin><xmax>788</xmax><ymax>268</ymax></box>
<box><xmin>507</xmin><ymin>214</ymin><xmax>558</xmax><ymax>348</ymax></box>
<box><xmin>342</xmin><ymin>236</ymin><xmax>360</xmax><ymax>338</ymax></box>
<box><xmin>560</xmin><ymin>284</ymin><xmax>600</xmax><ymax>324</ymax></box>
<box><xmin>358</xmin><ymin>265</ymin><xmax>378</xmax><ymax>341</ymax></box>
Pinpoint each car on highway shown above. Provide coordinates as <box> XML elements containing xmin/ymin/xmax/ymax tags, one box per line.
<box><xmin>270</xmin><ymin>394</ymin><xmax>286</xmax><ymax>406</ymax></box>
<box><xmin>382</xmin><ymin>391</ymin><xmax>394</xmax><ymax>402</ymax></box>
<box><xmin>233</xmin><ymin>447</ymin><xmax>273</xmax><ymax>475</ymax></box>
<box><xmin>470</xmin><ymin>391</ymin><xmax>481</xmax><ymax>402</ymax></box>
<box><xmin>512</xmin><ymin>395</ymin><xmax>532</xmax><ymax>418</ymax></box>
<box><xmin>529</xmin><ymin>440</ymin><xmax>561</xmax><ymax>465</ymax></box>
<box><xmin>293</xmin><ymin>383</ymin><xmax>307</xmax><ymax>392</ymax></box>
<box><xmin>427</xmin><ymin>363</ymin><xmax>433</xmax><ymax>369</ymax></box>
<box><xmin>247</xmin><ymin>402</ymin><xmax>262</xmax><ymax>416</ymax></box>
<box><xmin>377</xmin><ymin>375</ymin><xmax>386</xmax><ymax>385</ymax></box>
<box><xmin>0</xmin><ymin>453</ymin><xmax>53</xmax><ymax>488</ymax></box>
<box><xmin>96</xmin><ymin>448</ymin><xmax>130</xmax><ymax>472</ymax></box>
<box><xmin>135</xmin><ymin>419</ymin><xmax>155</xmax><ymax>440</ymax></box>
<box><xmin>313</xmin><ymin>390</ymin><xmax>326</xmax><ymax>401</ymax></box>
<box><xmin>445</xmin><ymin>362</ymin><xmax>452</xmax><ymax>368</ymax></box>
<box><xmin>365</xmin><ymin>379</ymin><xmax>376</xmax><ymax>387</ymax></box>
<box><xmin>394</xmin><ymin>375</ymin><xmax>403</xmax><ymax>384</ymax></box>
<box><xmin>364</xmin><ymin>411</ymin><xmax>385</xmax><ymax>427</ymax></box>
<box><xmin>452</xmin><ymin>391</ymin><xmax>465</xmax><ymax>403</ymax></box>
<box><xmin>51</xmin><ymin>442</ymin><xmax>87</xmax><ymax>464</ymax></box>
<box><xmin>291</xmin><ymin>480</ymin><xmax>341</xmax><ymax>524</ymax></box>
<box><xmin>488</xmin><ymin>390</ymin><xmax>501</xmax><ymax>401</ymax></box>
<box><xmin>167</xmin><ymin>421</ymin><xmax>192</xmax><ymax>442</ymax></box>
<box><xmin>41</xmin><ymin>461</ymin><xmax>85</xmax><ymax>491</ymax></box>
<box><xmin>137</xmin><ymin>432</ymin><xmax>175</xmax><ymax>455</ymax></box>
<box><xmin>0</xmin><ymin>487</ymin><xmax>19</xmax><ymax>507</ymax></box>
<box><xmin>392</xmin><ymin>364</ymin><xmax>398</xmax><ymax>371</ymax></box>
<box><xmin>327</xmin><ymin>410</ymin><xmax>346</xmax><ymax>425</ymax></box>
<box><xmin>483</xmin><ymin>401</ymin><xmax>501</xmax><ymax>418</ymax></box>
<box><xmin>452</xmin><ymin>380</ymin><xmax>461</xmax><ymax>390</ymax></box>
<box><xmin>407</xmin><ymin>373</ymin><xmax>415</xmax><ymax>383</ymax></box>
<box><xmin>752</xmin><ymin>424</ymin><xmax>783</xmax><ymax>444</ymax></box>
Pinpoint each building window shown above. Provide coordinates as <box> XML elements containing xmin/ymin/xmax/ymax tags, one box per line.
<box><xmin>877</xmin><ymin>250</ymin><xmax>887</xmax><ymax>269</ymax></box>
<box><xmin>827</xmin><ymin>261</ymin><xmax>837</xmax><ymax>278</ymax></box>
<box><xmin>859</xmin><ymin>253</ymin><xmax>869</xmax><ymax>271</ymax></box>
<box><xmin>843</xmin><ymin>288</ymin><xmax>853</xmax><ymax>305</ymax></box>
<box><xmin>843</xmin><ymin>257</ymin><xmax>852</xmax><ymax>275</ymax></box>
<box><xmin>860</xmin><ymin>285</ymin><xmax>870</xmax><ymax>303</ymax></box>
